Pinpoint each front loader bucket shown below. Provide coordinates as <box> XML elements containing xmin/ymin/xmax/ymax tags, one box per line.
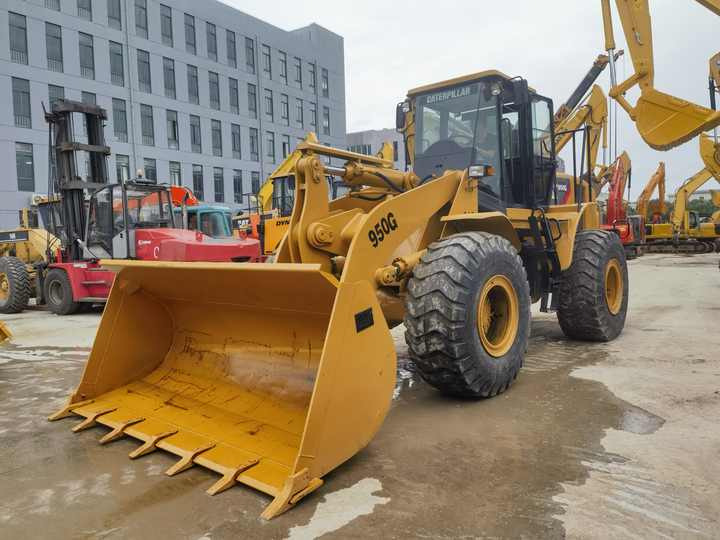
<box><xmin>636</xmin><ymin>89</ymin><xmax>720</xmax><ymax>150</ymax></box>
<box><xmin>49</xmin><ymin>261</ymin><xmax>396</xmax><ymax>519</ymax></box>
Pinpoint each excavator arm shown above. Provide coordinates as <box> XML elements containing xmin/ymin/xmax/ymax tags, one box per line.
<box><xmin>670</xmin><ymin>134</ymin><xmax>720</xmax><ymax>232</ymax></box>
<box><xmin>601</xmin><ymin>0</ymin><xmax>720</xmax><ymax>150</ymax></box>
<box><xmin>636</xmin><ymin>162</ymin><xmax>666</xmax><ymax>219</ymax></box>
<box><xmin>605</xmin><ymin>151</ymin><xmax>632</xmax><ymax>226</ymax></box>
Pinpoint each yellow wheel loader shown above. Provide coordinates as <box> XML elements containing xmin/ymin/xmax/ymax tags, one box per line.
<box><xmin>50</xmin><ymin>71</ymin><xmax>629</xmax><ymax>519</ymax></box>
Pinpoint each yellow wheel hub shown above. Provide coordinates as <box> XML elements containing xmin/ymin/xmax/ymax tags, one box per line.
<box><xmin>0</xmin><ymin>272</ymin><xmax>8</xmax><ymax>301</ymax></box>
<box><xmin>604</xmin><ymin>258</ymin><xmax>623</xmax><ymax>315</ymax></box>
<box><xmin>477</xmin><ymin>275</ymin><xmax>519</xmax><ymax>358</ymax></box>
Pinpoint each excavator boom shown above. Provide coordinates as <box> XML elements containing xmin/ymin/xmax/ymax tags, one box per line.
<box><xmin>601</xmin><ymin>0</ymin><xmax>720</xmax><ymax>150</ymax></box>
<box><xmin>636</xmin><ymin>162</ymin><xmax>666</xmax><ymax>219</ymax></box>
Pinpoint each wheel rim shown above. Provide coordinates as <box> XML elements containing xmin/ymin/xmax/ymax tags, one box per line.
<box><xmin>48</xmin><ymin>280</ymin><xmax>64</xmax><ymax>306</ymax></box>
<box><xmin>0</xmin><ymin>272</ymin><xmax>8</xmax><ymax>301</ymax></box>
<box><xmin>477</xmin><ymin>275</ymin><xmax>519</xmax><ymax>358</ymax></box>
<box><xmin>604</xmin><ymin>259</ymin><xmax>623</xmax><ymax>315</ymax></box>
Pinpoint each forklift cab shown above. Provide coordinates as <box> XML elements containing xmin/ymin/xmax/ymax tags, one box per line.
<box><xmin>84</xmin><ymin>181</ymin><xmax>174</xmax><ymax>259</ymax></box>
<box><xmin>400</xmin><ymin>71</ymin><xmax>558</xmax><ymax>212</ymax></box>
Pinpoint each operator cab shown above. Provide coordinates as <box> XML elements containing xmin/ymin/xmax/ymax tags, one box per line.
<box><xmin>84</xmin><ymin>181</ymin><xmax>174</xmax><ymax>259</ymax></box>
<box><xmin>398</xmin><ymin>71</ymin><xmax>557</xmax><ymax>211</ymax></box>
<box><xmin>184</xmin><ymin>206</ymin><xmax>234</xmax><ymax>238</ymax></box>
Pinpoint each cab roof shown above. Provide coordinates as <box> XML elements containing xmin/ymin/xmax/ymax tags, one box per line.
<box><xmin>407</xmin><ymin>70</ymin><xmax>535</xmax><ymax>97</ymax></box>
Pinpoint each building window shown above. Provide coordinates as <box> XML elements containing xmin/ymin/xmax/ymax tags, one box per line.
<box><xmin>233</xmin><ymin>170</ymin><xmax>243</xmax><ymax>203</ymax></box>
<box><xmin>135</xmin><ymin>0</ymin><xmax>148</xmax><ymax>38</ymax></box>
<box><xmin>262</xmin><ymin>44</ymin><xmax>271</xmax><ymax>78</ymax></box>
<box><xmin>45</xmin><ymin>23</ymin><xmax>63</xmax><ymax>72</ymax></box>
<box><xmin>109</xmin><ymin>41</ymin><xmax>124</xmax><ymax>86</ymax></box>
<box><xmin>137</xmin><ymin>49</ymin><xmax>151</xmax><ymax>93</ymax></box>
<box><xmin>160</xmin><ymin>4</ymin><xmax>173</xmax><ymax>46</ymax></box>
<box><xmin>211</xmin><ymin>119</ymin><xmax>223</xmax><ymax>157</ymax></box>
<box><xmin>245</xmin><ymin>37</ymin><xmax>255</xmax><ymax>73</ymax></box>
<box><xmin>249</xmin><ymin>128</ymin><xmax>259</xmax><ymax>161</ymax></box>
<box><xmin>15</xmin><ymin>143</ymin><xmax>34</xmax><ymax>192</ymax></box>
<box><xmin>309</xmin><ymin>102</ymin><xmax>317</xmax><ymax>129</ymax></box>
<box><xmin>248</xmin><ymin>83</ymin><xmax>257</xmax><ymax>118</ymax></box>
<box><xmin>206</xmin><ymin>22</ymin><xmax>217</xmax><ymax>61</ymax></box>
<box><xmin>144</xmin><ymin>158</ymin><xmax>157</xmax><ymax>182</ymax></box>
<box><xmin>264</xmin><ymin>89</ymin><xmax>274</xmax><ymax>122</ymax></box>
<box><xmin>113</xmin><ymin>98</ymin><xmax>128</xmax><ymax>142</ymax></box>
<box><xmin>46</xmin><ymin>0</ymin><xmax>61</xmax><ymax>11</ymax></box>
<box><xmin>266</xmin><ymin>131</ymin><xmax>276</xmax><ymax>162</ymax></box>
<box><xmin>184</xmin><ymin>14</ymin><xmax>196</xmax><ymax>54</ymax></box>
<box><xmin>309</xmin><ymin>62</ymin><xmax>316</xmax><ymax>91</ymax></box>
<box><xmin>77</xmin><ymin>0</ymin><xmax>92</xmax><ymax>20</ymax></box>
<box><xmin>321</xmin><ymin>68</ymin><xmax>329</xmax><ymax>98</ymax></box>
<box><xmin>294</xmin><ymin>57</ymin><xmax>302</xmax><ymax>87</ymax></box>
<box><xmin>295</xmin><ymin>98</ymin><xmax>304</xmax><ymax>128</ymax></box>
<box><xmin>279</xmin><ymin>51</ymin><xmax>287</xmax><ymax>83</ymax></box>
<box><xmin>108</xmin><ymin>0</ymin><xmax>122</xmax><ymax>30</ymax></box>
<box><xmin>192</xmin><ymin>164</ymin><xmax>204</xmax><ymax>200</ymax></box>
<box><xmin>209</xmin><ymin>72</ymin><xmax>220</xmax><ymax>110</ymax></box>
<box><xmin>251</xmin><ymin>171</ymin><xmax>261</xmax><ymax>194</ymax></box>
<box><xmin>116</xmin><ymin>154</ymin><xmax>130</xmax><ymax>182</ymax></box>
<box><xmin>214</xmin><ymin>167</ymin><xmax>224</xmax><ymax>202</ymax></box>
<box><xmin>190</xmin><ymin>115</ymin><xmax>202</xmax><ymax>153</ymax></box>
<box><xmin>140</xmin><ymin>104</ymin><xmax>154</xmax><ymax>146</ymax></box>
<box><xmin>12</xmin><ymin>78</ymin><xmax>31</xmax><ymax>129</ymax></box>
<box><xmin>231</xmin><ymin>124</ymin><xmax>241</xmax><ymax>159</ymax></box>
<box><xmin>79</xmin><ymin>32</ymin><xmax>94</xmax><ymax>79</ymax></box>
<box><xmin>8</xmin><ymin>12</ymin><xmax>27</xmax><ymax>64</ymax></box>
<box><xmin>187</xmin><ymin>65</ymin><xmax>199</xmax><ymax>104</ymax></box>
<box><xmin>226</xmin><ymin>30</ymin><xmax>237</xmax><ymax>68</ymax></box>
<box><xmin>163</xmin><ymin>57</ymin><xmax>176</xmax><ymax>99</ymax></box>
<box><xmin>282</xmin><ymin>135</ymin><xmax>291</xmax><ymax>159</ymax></box>
<box><xmin>280</xmin><ymin>94</ymin><xmax>289</xmax><ymax>125</ymax></box>
<box><xmin>167</xmin><ymin>110</ymin><xmax>179</xmax><ymax>150</ymax></box>
<box><xmin>229</xmin><ymin>78</ymin><xmax>239</xmax><ymax>114</ymax></box>
<box><xmin>169</xmin><ymin>161</ymin><xmax>181</xmax><ymax>185</ymax></box>
<box><xmin>322</xmin><ymin>107</ymin><xmax>330</xmax><ymax>135</ymax></box>
<box><xmin>48</xmin><ymin>85</ymin><xmax>64</xmax><ymax>109</ymax></box>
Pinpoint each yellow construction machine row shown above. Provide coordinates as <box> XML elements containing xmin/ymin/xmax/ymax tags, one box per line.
<box><xmin>46</xmin><ymin>0</ymin><xmax>720</xmax><ymax>521</ymax></box>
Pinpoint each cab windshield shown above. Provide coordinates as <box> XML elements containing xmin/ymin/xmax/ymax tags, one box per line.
<box><xmin>124</xmin><ymin>189</ymin><xmax>173</xmax><ymax>228</ymax></box>
<box><xmin>198</xmin><ymin>211</ymin><xmax>232</xmax><ymax>238</ymax></box>
<box><xmin>414</xmin><ymin>81</ymin><xmax>501</xmax><ymax>198</ymax></box>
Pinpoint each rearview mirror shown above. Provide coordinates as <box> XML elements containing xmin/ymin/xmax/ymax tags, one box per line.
<box><xmin>395</xmin><ymin>102</ymin><xmax>406</xmax><ymax>131</ymax></box>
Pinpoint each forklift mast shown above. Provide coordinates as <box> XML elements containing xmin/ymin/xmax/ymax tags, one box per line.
<box><xmin>45</xmin><ymin>100</ymin><xmax>110</xmax><ymax>261</ymax></box>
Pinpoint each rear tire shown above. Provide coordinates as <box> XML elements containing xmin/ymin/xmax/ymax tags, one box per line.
<box><xmin>0</xmin><ymin>256</ymin><xmax>31</xmax><ymax>314</ymax></box>
<box><xmin>557</xmin><ymin>230</ymin><xmax>628</xmax><ymax>341</ymax></box>
<box><xmin>404</xmin><ymin>232</ymin><xmax>531</xmax><ymax>398</ymax></box>
<box><xmin>44</xmin><ymin>269</ymin><xmax>80</xmax><ymax>315</ymax></box>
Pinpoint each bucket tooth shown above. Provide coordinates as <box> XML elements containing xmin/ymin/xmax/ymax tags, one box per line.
<box><xmin>98</xmin><ymin>417</ymin><xmax>146</xmax><ymax>444</ymax></box>
<box><xmin>128</xmin><ymin>430</ymin><xmax>178</xmax><ymax>459</ymax></box>
<box><xmin>71</xmin><ymin>407</ymin><xmax>117</xmax><ymax>432</ymax></box>
<box><xmin>261</xmin><ymin>468</ymin><xmax>324</xmax><ymax>520</ymax></box>
<box><xmin>165</xmin><ymin>443</ymin><xmax>216</xmax><ymax>476</ymax></box>
<box><xmin>206</xmin><ymin>458</ymin><xmax>260</xmax><ymax>496</ymax></box>
<box><xmin>48</xmin><ymin>399</ymin><xmax>94</xmax><ymax>421</ymax></box>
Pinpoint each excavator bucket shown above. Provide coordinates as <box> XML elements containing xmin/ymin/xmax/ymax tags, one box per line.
<box><xmin>635</xmin><ymin>89</ymin><xmax>720</xmax><ymax>150</ymax></box>
<box><xmin>49</xmin><ymin>260</ymin><xmax>396</xmax><ymax>519</ymax></box>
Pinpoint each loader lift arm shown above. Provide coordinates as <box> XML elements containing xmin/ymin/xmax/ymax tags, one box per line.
<box><xmin>601</xmin><ymin>0</ymin><xmax>720</xmax><ymax>150</ymax></box>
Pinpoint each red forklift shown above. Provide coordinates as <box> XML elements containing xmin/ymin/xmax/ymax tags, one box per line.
<box><xmin>39</xmin><ymin>100</ymin><xmax>260</xmax><ymax>315</ymax></box>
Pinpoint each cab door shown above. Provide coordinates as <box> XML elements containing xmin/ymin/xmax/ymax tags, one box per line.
<box><xmin>530</xmin><ymin>97</ymin><xmax>557</xmax><ymax>207</ymax></box>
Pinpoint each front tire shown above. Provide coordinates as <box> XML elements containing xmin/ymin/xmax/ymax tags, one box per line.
<box><xmin>0</xmin><ymin>256</ymin><xmax>31</xmax><ymax>314</ymax></box>
<box><xmin>404</xmin><ymin>232</ymin><xmax>531</xmax><ymax>398</ymax></box>
<box><xmin>557</xmin><ymin>230</ymin><xmax>628</xmax><ymax>341</ymax></box>
<box><xmin>44</xmin><ymin>269</ymin><xmax>80</xmax><ymax>315</ymax></box>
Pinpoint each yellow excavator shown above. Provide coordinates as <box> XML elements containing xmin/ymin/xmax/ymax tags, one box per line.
<box><xmin>50</xmin><ymin>70</ymin><xmax>630</xmax><ymax>519</ymax></box>
<box><xmin>601</xmin><ymin>0</ymin><xmax>720</xmax><ymax>150</ymax></box>
<box><xmin>636</xmin><ymin>162</ymin><xmax>666</xmax><ymax>224</ymax></box>
<box><xmin>711</xmin><ymin>189</ymin><xmax>720</xmax><ymax>222</ymax></box>
<box><xmin>645</xmin><ymin>136</ymin><xmax>720</xmax><ymax>252</ymax></box>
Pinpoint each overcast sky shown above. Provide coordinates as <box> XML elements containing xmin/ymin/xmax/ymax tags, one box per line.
<box><xmin>221</xmin><ymin>0</ymin><xmax>719</xmax><ymax>197</ymax></box>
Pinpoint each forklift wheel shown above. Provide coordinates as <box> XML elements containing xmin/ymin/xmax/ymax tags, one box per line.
<box><xmin>44</xmin><ymin>269</ymin><xmax>80</xmax><ymax>316</ymax></box>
